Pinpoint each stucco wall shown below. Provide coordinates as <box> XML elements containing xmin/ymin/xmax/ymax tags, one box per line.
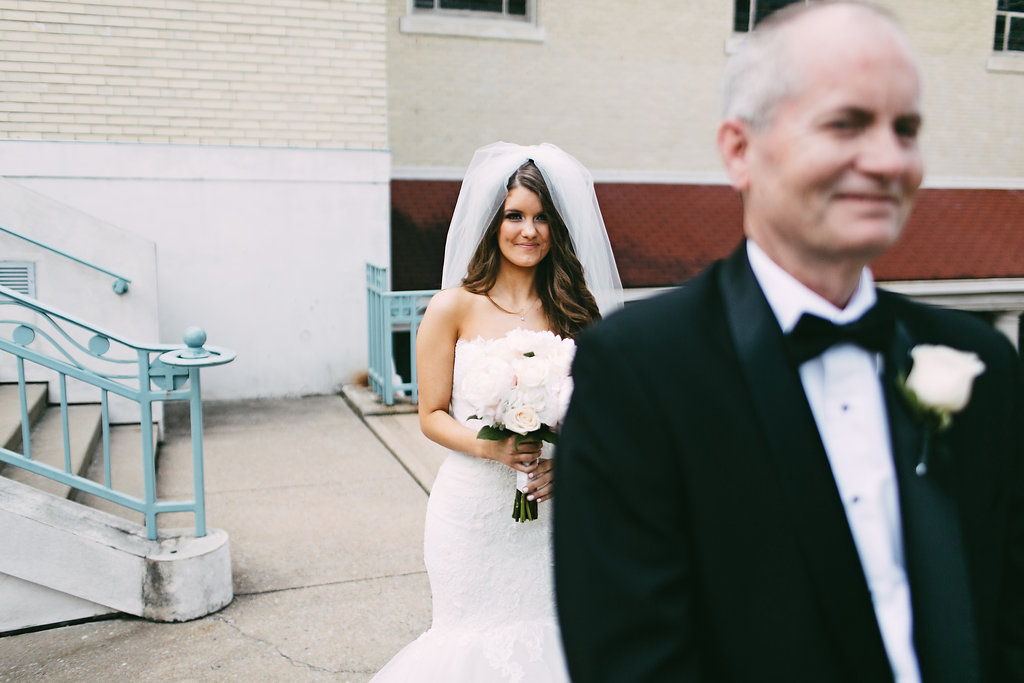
<box><xmin>388</xmin><ymin>0</ymin><xmax>1024</xmax><ymax>182</ymax></box>
<box><xmin>0</xmin><ymin>141</ymin><xmax>390</xmax><ymax>400</ymax></box>
<box><xmin>901</xmin><ymin>0</ymin><xmax>1024</xmax><ymax>180</ymax></box>
<box><xmin>388</xmin><ymin>0</ymin><xmax>726</xmax><ymax>175</ymax></box>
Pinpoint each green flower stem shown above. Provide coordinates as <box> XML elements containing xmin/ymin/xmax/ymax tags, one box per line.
<box><xmin>513</xmin><ymin>490</ymin><xmax>537</xmax><ymax>522</ymax></box>
<box><xmin>473</xmin><ymin>423</ymin><xmax>552</xmax><ymax>522</ymax></box>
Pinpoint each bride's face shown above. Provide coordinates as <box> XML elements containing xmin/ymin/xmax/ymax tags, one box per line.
<box><xmin>497</xmin><ymin>186</ymin><xmax>551</xmax><ymax>270</ymax></box>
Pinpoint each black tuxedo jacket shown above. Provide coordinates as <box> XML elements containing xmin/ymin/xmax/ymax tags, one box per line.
<box><xmin>555</xmin><ymin>244</ymin><xmax>1024</xmax><ymax>683</ymax></box>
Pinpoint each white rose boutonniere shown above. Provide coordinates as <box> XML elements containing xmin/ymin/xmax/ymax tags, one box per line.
<box><xmin>897</xmin><ymin>344</ymin><xmax>985</xmax><ymax>475</ymax></box>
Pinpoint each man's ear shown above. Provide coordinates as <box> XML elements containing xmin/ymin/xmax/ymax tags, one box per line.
<box><xmin>717</xmin><ymin>118</ymin><xmax>752</xmax><ymax>192</ymax></box>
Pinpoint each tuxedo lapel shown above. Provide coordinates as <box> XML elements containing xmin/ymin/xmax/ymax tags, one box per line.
<box><xmin>717</xmin><ymin>246</ymin><xmax>893</xmax><ymax>681</ymax></box>
<box><xmin>879</xmin><ymin>295</ymin><xmax>981</xmax><ymax>683</ymax></box>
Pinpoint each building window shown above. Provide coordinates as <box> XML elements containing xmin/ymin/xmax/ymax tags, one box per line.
<box><xmin>401</xmin><ymin>0</ymin><xmax>543</xmax><ymax>42</ymax></box>
<box><xmin>733</xmin><ymin>0</ymin><xmax>807</xmax><ymax>33</ymax></box>
<box><xmin>995</xmin><ymin>0</ymin><xmax>1024</xmax><ymax>52</ymax></box>
<box><xmin>413</xmin><ymin>0</ymin><xmax>528</xmax><ymax>20</ymax></box>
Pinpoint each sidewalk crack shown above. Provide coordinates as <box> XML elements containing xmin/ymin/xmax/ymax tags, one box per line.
<box><xmin>210</xmin><ymin>614</ymin><xmax>367</xmax><ymax>675</ymax></box>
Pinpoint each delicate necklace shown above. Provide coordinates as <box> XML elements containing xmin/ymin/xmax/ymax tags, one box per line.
<box><xmin>486</xmin><ymin>293</ymin><xmax>537</xmax><ymax>321</ymax></box>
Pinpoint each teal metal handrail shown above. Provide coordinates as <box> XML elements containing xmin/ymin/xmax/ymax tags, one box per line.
<box><xmin>0</xmin><ymin>284</ymin><xmax>235</xmax><ymax>540</ymax></box>
<box><xmin>0</xmin><ymin>226</ymin><xmax>132</xmax><ymax>294</ymax></box>
<box><xmin>366</xmin><ymin>264</ymin><xmax>437</xmax><ymax>405</ymax></box>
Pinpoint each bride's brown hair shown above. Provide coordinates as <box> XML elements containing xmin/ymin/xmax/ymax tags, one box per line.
<box><xmin>462</xmin><ymin>160</ymin><xmax>600</xmax><ymax>339</ymax></box>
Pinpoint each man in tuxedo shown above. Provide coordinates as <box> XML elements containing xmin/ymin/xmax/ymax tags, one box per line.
<box><xmin>554</xmin><ymin>3</ymin><xmax>1024</xmax><ymax>682</ymax></box>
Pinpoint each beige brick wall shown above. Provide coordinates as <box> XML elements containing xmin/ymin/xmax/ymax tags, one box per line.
<box><xmin>388</xmin><ymin>0</ymin><xmax>1024</xmax><ymax>181</ymax></box>
<box><xmin>0</xmin><ymin>0</ymin><xmax>388</xmax><ymax>149</ymax></box>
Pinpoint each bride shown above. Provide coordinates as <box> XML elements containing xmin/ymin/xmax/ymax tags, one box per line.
<box><xmin>371</xmin><ymin>142</ymin><xmax>622</xmax><ymax>682</ymax></box>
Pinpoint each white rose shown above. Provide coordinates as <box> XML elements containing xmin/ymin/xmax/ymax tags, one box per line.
<box><xmin>537</xmin><ymin>391</ymin><xmax>561</xmax><ymax>427</ymax></box>
<box><xmin>504</xmin><ymin>386</ymin><xmax>550</xmax><ymax>422</ymax></box>
<box><xmin>505</xmin><ymin>328</ymin><xmax>549</xmax><ymax>355</ymax></box>
<box><xmin>547</xmin><ymin>339</ymin><xmax>575</xmax><ymax>379</ymax></box>
<box><xmin>504</xmin><ymin>404</ymin><xmax>542</xmax><ymax>435</ymax></box>
<box><xmin>516</xmin><ymin>355</ymin><xmax>551</xmax><ymax>388</ymax></box>
<box><xmin>487</xmin><ymin>336</ymin><xmax>511</xmax><ymax>362</ymax></box>
<box><xmin>460</xmin><ymin>355</ymin><xmax>515</xmax><ymax>416</ymax></box>
<box><xmin>905</xmin><ymin>344</ymin><xmax>985</xmax><ymax>414</ymax></box>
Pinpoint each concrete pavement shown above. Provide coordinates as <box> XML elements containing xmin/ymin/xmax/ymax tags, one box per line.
<box><xmin>0</xmin><ymin>388</ymin><xmax>447</xmax><ymax>682</ymax></box>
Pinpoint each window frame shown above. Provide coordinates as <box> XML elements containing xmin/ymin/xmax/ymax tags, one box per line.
<box><xmin>400</xmin><ymin>0</ymin><xmax>545</xmax><ymax>43</ymax></box>
<box><xmin>726</xmin><ymin>0</ymin><xmax>808</xmax><ymax>54</ymax></box>
<box><xmin>733</xmin><ymin>0</ymin><xmax>809</xmax><ymax>34</ymax></box>
<box><xmin>411</xmin><ymin>1</ymin><xmax>530</xmax><ymax>22</ymax></box>
<box><xmin>990</xmin><ymin>2</ymin><xmax>1024</xmax><ymax>73</ymax></box>
<box><xmin>994</xmin><ymin>3</ymin><xmax>1024</xmax><ymax>52</ymax></box>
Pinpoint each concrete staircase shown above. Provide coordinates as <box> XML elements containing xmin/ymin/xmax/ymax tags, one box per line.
<box><xmin>0</xmin><ymin>383</ymin><xmax>232</xmax><ymax>633</ymax></box>
<box><xmin>1</xmin><ymin>383</ymin><xmax>102</xmax><ymax>500</ymax></box>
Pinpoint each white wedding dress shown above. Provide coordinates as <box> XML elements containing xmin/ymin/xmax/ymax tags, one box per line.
<box><xmin>372</xmin><ymin>333</ymin><xmax>570</xmax><ymax>683</ymax></box>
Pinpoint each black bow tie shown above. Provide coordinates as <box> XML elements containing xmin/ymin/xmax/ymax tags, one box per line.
<box><xmin>785</xmin><ymin>305</ymin><xmax>893</xmax><ymax>365</ymax></box>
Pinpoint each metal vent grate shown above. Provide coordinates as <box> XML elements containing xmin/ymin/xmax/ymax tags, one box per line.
<box><xmin>0</xmin><ymin>262</ymin><xmax>36</xmax><ymax>297</ymax></box>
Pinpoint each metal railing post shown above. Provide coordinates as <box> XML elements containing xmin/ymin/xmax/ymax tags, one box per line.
<box><xmin>0</xmin><ymin>284</ymin><xmax>234</xmax><ymax>539</ymax></box>
<box><xmin>364</xmin><ymin>264</ymin><xmax>437</xmax><ymax>406</ymax></box>
<box><xmin>158</xmin><ymin>327</ymin><xmax>234</xmax><ymax>538</ymax></box>
<box><xmin>189</xmin><ymin>367</ymin><xmax>207</xmax><ymax>538</ymax></box>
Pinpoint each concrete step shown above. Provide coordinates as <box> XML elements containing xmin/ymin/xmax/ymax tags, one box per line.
<box><xmin>0</xmin><ymin>382</ymin><xmax>48</xmax><ymax>452</ymax></box>
<box><xmin>2</xmin><ymin>383</ymin><xmax>165</xmax><ymax>523</ymax></box>
<box><xmin>0</xmin><ymin>571</ymin><xmax>115</xmax><ymax>632</ymax></box>
<box><xmin>1</xmin><ymin>403</ymin><xmax>102</xmax><ymax>499</ymax></box>
<box><xmin>73</xmin><ymin>424</ymin><xmax>161</xmax><ymax>525</ymax></box>
<box><xmin>0</xmin><ymin>475</ymin><xmax>232</xmax><ymax>633</ymax></box>
<box><xmin>2</xmin><ymin>382</ymin><xmax>173</xmax><ymax>526</ymax></box>
<box><xmin>0</xmin><ymin>386</ymin><xmax>234</xmax><ymax>634</ymax></box>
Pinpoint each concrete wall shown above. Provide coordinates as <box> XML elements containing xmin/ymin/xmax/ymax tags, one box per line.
<box><xmin>388</xmin><ymin>1</ymin><xmax>1024</xmax><ymax>182</ymax></box>
<box><xmin>0</xmin><ymin>177</ymin><xmax>162</xmax><ymax>421</ymax></box>
<box><xmin>0</xmin><ymin>177</ymin><xmax>159</xmax><ymax>337</ymax></box>
<box><xmin>0</xmin><ymin>141</ymin><xmax>390</xmax><ymax>400</ymax></box>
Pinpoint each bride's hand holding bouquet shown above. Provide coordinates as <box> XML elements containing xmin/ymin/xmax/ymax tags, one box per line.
<box><xmin>464</xmin><ymin>328</ymin><xmax>576</xmax><ymax>522</ymax></box>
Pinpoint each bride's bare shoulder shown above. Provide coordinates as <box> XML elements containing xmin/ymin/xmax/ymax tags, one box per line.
<box><xmin>427</xmin><ymin>286</ymin><xmax>482</xmax><ymax>316</ymax></box>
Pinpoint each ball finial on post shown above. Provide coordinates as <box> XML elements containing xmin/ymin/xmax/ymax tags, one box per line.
<box><xmin>181</xmin><ymin>327</ymin><xmax>211</xmax><ymax>359</ymax></box>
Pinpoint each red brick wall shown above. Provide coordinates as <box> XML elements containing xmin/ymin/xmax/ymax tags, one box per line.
<box><xmin>391</xmin><ymin>181</ymin><xmax>1024</xmax><ymax>290</ymax></box>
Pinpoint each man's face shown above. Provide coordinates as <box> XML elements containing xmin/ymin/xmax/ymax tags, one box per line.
<box><xmin>741</xmin><ymin>17</ymin><xmax>924</xmax><ymax>271</ymax></box>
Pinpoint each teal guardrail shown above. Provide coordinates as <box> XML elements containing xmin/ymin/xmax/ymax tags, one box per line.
<box><xmin>0</xmin><ymin>226</ymin><xmax>131</xmax><ymax>294</ymax></box>
<box><xmin>0</xmin><ymin>284</ymin><xmax>234</xmax><ymax>540</ymax></box>
<box><xmin>366</xmin><ymin>264</ymin><xmax>437</xmax><ymax>406</ymax></box>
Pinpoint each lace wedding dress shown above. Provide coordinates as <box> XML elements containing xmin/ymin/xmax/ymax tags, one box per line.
<box><xmin>372</xmin><ymin>333</ymin><xmax>570</xmax><ymax>683</ymax></box>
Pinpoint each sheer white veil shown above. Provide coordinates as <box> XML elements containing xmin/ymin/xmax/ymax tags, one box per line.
<box><xmin>440</xmin><ymin>141</ymin><xmax>624</xmax><ymax>316</ymax></box>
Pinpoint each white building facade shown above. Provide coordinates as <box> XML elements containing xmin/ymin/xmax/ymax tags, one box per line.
<box><xmin>0</xmin><ymin>1</ymin><xmax>1021</xmax><ymax>401</ymax></box>
<box><xmin>0</xmin><ymin>0</ymin><xmax>390</xmax><ymax>399</ymax></box>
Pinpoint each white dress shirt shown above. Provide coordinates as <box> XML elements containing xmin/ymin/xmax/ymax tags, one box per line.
<box><xmin>746</xmin><ymin>241</ymin><xmax>921</xmax><ymax>683</ymax></box>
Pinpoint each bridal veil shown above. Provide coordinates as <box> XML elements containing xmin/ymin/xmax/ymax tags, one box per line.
<box><xmin>440</xmin><ymin>142</ymin><xmax>624</xmax><ymax>316</ymax></box>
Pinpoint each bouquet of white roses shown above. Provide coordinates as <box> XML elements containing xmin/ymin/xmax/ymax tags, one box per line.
<box><xmin>463</xmin><ymin>329</ymin><xmax>576</xmax><ymax>522</ymax></box>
